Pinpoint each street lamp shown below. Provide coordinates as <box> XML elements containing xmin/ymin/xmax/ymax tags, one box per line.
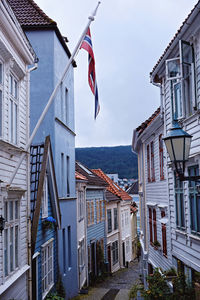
<box><xmin>163</xmin><ymin>121</ymin><xmax>200</xmax><ymax>181</ymax></box>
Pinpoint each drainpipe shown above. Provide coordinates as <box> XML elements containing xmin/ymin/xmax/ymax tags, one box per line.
<box><xmin>27</xmin><ymin>62</ymin><xmax>38</xmax><ymax>300</ymax></box>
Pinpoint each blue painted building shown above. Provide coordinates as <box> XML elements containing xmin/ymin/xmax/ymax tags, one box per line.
<box><xmin>76</xmin><ymin>162</ymin><xmax>108</xmax><ymax>283</ymax></box>
<box><xmin>8</xmin><ymin>0</ymin><xmax>78</xmax><ymax>298</ymax></box>
<box><xmin>30</xmin><ymin>136</ymin><xmax>61</xmax><ymax>300</ymax></box>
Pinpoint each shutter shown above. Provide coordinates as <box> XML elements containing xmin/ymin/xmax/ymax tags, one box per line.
<box><xmin>87</xmin><ymin>202</ymin><xmax>90</xmax><ymax>225</ymax></box>
<box><xmin>162</xmin><ymin>223</ymin><xmax>167</xmax><ymax>256</ymax></box>
<box><xmin>147</xmin><ymin>145</ymin><xmax>151</xmax><ymax>182</ymax></box>
<box><xmin>153</xmin><ymin>209</ymin><xmax>157</xmax><ymax>242</ymax></box>
<box><xmin>91</xmin><ymin>202</ymin><xmax>94</xmax><ymax>224</ymax></box>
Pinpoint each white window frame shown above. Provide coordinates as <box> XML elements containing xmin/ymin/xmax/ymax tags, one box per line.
<box><xmin>78</xmin><ymin>190</ymin><xmax>84</xmax><ymax>221</ymax></box>
<box><xmin>78</xmin><ymin>239</ymin><xmax>85</xmax><ymax>272</ymax></box>
<box><xmin>3</xmin><ymin>197</ymin><xmax>20</xmax><ymax>279</ymax></box>
<box><xmin>42</xmin><ymin>175</ymin><xmax>48</xmax><ymax>219</ymax></box>
<box><xmin>41</xmin><ymin>239</ymin><xmax>54</xmax><ymax>299</ymax></box>
<box><xmin>8</xmin><ymin>73</ymin><xmax>18</xmax><ymax>145</ymax></box>
<box><xmin>0</xmin><ymin>61</ymin><xmax>3</xmax><ymax>138</ymax></box>
<box><xmin>166</xmin><ymin>57</ymin><xmax>181</xmax><ymax>81</ymax></box>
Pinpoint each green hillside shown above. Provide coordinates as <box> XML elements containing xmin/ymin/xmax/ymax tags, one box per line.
<box><xmin>75</xmin><ymin>145</ymin><xmax>138</xmax><ymax>179</ymax></box>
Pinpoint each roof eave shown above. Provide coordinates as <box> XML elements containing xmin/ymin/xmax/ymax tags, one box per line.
<box><xmin>150</xmin><ymin>2</ymin><xmax>200</xmax><ymax>82</ymax></box>
<box><xmin>23</xmin><ymin>24</ymin><xmax>77</xmax><ymax>68</ymax></box>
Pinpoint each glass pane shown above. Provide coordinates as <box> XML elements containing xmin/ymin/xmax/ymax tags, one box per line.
<box><xmin>190</xmin><ymin>195</ymin><xmax>196</xmax><ymax>231</ymax></box>
<box><xmin>14</xmin><ymin>80</ymin><xmax>17</xmax><ymax>99</ymax></box>
<box><xmin>15</xmin><ymin>226</ymin><xmax>18</xmax><ymax>268</ymax></box>
<box><xmin>180</xmin><ymin>194</ymin><xmax>185</xmax><ymax>228</ymax></box>
<box><xmin>197</xmin><ymin>196</ymin><xmax>200</xmax><ymax>233</ymax></box>
<box><xmin>13</xmin><ymin>103</ymin><xmax>17</xmax><ymax>144</ymax></box>
<box><xmin>9</xmin><ymin>75</ymin><xmax>13</xmax><ymax>95</ymax></box>
<box><xmin>4</xmin><ymin>229</ymin><xmax>8</xmax><ymax>276</ymax></box>
<box><xmin>9</xmin><ymin>99</ymin><xmax>13</xmax><ymax>142</ymax></box>
<box><xmin>15</xmin><ymin>201</ymin><xmax>19</xmax><ymax>219</ymax></box>
<box><xmin>10</xmin><ymin>227</ymin><xmax>13</xmax><ymax>271</ymax></box>
<box><xmin>0</xmin><ymin>90</ymin><xmax>2</xmax><ymax>137</ymax></box>
<box><xmin>180</xmin><ymin>40</ymin><xmax>194</xmax><ymax>65</ymax></box>
<box><xmin>166</xmin><ymin>58</ymin><xmax>181</xmax><ymax>79</ymax></box>
<box><xmin>0</xmin><ymin>63</ymin><xmax>2</xmax><ymax>84</ymax></box>
<box><xmin>4</xmin><ymin>201</ymin><xmax>8</xmax><ymax>221</ymax></box>
<box><xmin>174</xmin><ymin>82</ymin><xmax>183</xmax><ymax>119</ymax></box>
<box><xmin>9</xmin><ymin>201</ymin><xmax>13</xmax><ymax>221</ymax></box>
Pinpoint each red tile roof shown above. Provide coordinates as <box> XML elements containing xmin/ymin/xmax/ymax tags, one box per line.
<box><xmin>136</xmin><ymin>107</ymin><xmax>160</xmax><ymax>136</ymax></box>
<box><xmin>130</xmin><ymin>202</ymin><xmax>138</xmax><ymax>214</ymax></box>
<box><xmin>7</xmin><ymin>0</ymin><xmax>56</xmax><ymax>26</ymax></box>
<box><xmin>75</xmin><ymin>171</ymin><xmax>87</xmax><ymax>181</ymax></box>
<box><xmin>151</xmin><ymin>1</ymin><xmax>199</xmax><ymax>78</ymax></box>
<box><xmin>92</xmin><ymin>169</ymin><xmax>132</xmax><ymax>201</ymax></box>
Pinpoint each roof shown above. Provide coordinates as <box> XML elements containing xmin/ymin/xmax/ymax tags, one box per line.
<box><xmin>151</xmin><ymin>1</ymin><xmax>200</xmax><ymax>78</ymax></box>
<box><xmin>136</xmin><ymin>107</ymin><xmax>160</xmax><ymax>136</ymax></box>
<box><xmin>130</xmin><ymin>201</ymin><xmax>138</xmax><ymax>214</ymax></box>
<box><xmin>127</xmin><ymin>180</ymin><xmax>138</xmax><ymax>195</ymax></box>
<box><xmin>75</xmin><ymin>171</ymin><xmax>87</xmax><ymax>181</ymax></box>
<box><xmin>92</xmin><ymin>169</ymin><xmax>132</xmax><ymax>201</ymax></box>
<box><xmin>7</xmin><ymin>0</ymin><xmax>76</xmax><ymax>66</ymax></box>
<box><xmin>75</xmin><ymin>162</ymin><xmax>108</xmax><ymax>188</ymax></box>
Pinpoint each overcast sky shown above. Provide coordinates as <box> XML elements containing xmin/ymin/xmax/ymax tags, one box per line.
<box><xmin>35</xmin><ymin>0</ymin><xmax>197</xmax><ymax>148</ymax></box>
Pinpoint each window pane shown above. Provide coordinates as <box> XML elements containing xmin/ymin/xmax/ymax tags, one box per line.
<box><xmin>9</xmin><ymin>99</ymin><xmax>13</xmax><ymax>142</ymax></box>
<box><xmin>15</xmin><ymin>226</ymin><xmax>18</xmax><ymax>268</ymax></box>
<box><xmin>9</xmin><ymin>201</ymin><xmax>13</xmax><ymax>221</ymax></box>
<box><xmin>190</xmin><ymin>195</ymin><xmax>196</xmax><ymax>231</ymax></box>
<box><xmin>197</xmin><ymin>195</ymin><xmax>200</xmax><ymax>233</ymax></box>
<box><xmin>4</xmin><ymin>229</ymin><xmax>8</xmax><ymax>276</ymax></box>
<box><xmin>9</xmin><ymin>75</ymin><xmax>13</xmax><ymax>95</ymax></box>
<box><xmin>174</xmin><ymin>82</ymin><xmax>182</xmax><ymax>119</ymax></box>
<box><xmin>4</xmin><ymin>201</ymin><xmax>8</xmax><ymax>221</ymax></box>
<box><xmin>0</xmin><ymin>90</ymin><xmax>2</xmax><ymax>137</ymax></box>
<box><xmin>0</xmin><ymin>63</ymin><xmax>2</xmax><ymax>84</ymax></box>
<box><xmin>166</xmin><ymin>58</ymin><xmax>181</xmax><ymax>79</ymax></box>
<box><xmin>14</xmin><ymin>80</ymin><xmax>17</xmax><ymax>99</ymax></box>
<box><xmin>10</xmin><ymin>227</ymin><xmax>13</xmax><ymax>271</ymax></box>
<box><xmin>15</xmin><ymin>201</ymin><xmax>19</xmax><ymax>219</ymax></box>
<box><xmin>13</xmin><ymin>103</ymin><xmax>17</xmax><ymax>144</ymax></box>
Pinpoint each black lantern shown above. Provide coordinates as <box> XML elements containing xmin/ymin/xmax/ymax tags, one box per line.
<box><xmin>0</xmin><ymin>215</ymin><xmax>5</xmax><ymax>233</ymax></box>
<box><xmin>163</xmin><ymin>121</ymin><xmax>200</xmax><ymax>181</ymax></box>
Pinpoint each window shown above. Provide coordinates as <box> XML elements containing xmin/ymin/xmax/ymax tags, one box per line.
<box><xmin>96</xmin><ymin>200</ymin><xmax>100</xmax><ymax>223</ymax></box>
<box><xmin>126</xmin><ymin>238</ymin><xmax>130</xmax><ymax>254</ymax></box>
<box><xmin>65</xmin><ymin>88</ymin><xmax>69</xmax><ymax>125</ymax></box>
<box><xmin>0</xmin><ymin>63</ymin><xmax>3</xmax><ymax>137</ymax></box>
<box><xmin>42</xmin><ymin>175</ymin><xmax>48</xmax><ymax>218</ymax></box>
<box><xmin>159</xmin><ymin>134</ymin><xmax>164</xmax><ymax>180</ymax></box>
<box><xmin>112</xmin><ymin>241</ymin><xmax>118</xmax><ymax>265</ymax></box>
<box><xmin>149</xmin><ymin>208</ymin><xmax>153</xmax><ymax>243</ymax></box>
<box><xmin>87</xmin><ymin>201</ymin><xmax>94</xmax><ymax>226</ymax></box>
<box><xmin>66</xmin><ymin>156</ymin><xmax>70</xmax><ymax>196</ymax></box>
<box><xmin>68</xmin><ymin>226</ymin><xmax>71</xmax><ymax>268</ymax></box>
<box><xmin>151</xmin><ymin>141</ymin><xmax>155</xmax><ymax>181</ymax></box>
<box><xmin>4</xmin><ymin>199</ymin><xmax>20</xmax><ymax>277</ymax></box>
<box><xmin>125</xmin><ymin>210</ymin><xmax>129</xmax><ymax>226</ymax></box>
<box><xmin>9</xmin><ymin>74</ymin><xmax>18</xmax><ymax>144</ymax></box>
<box><xmin>78</xmin><ymin>239</ymin><xmax>85</xmax><ymax>272</ymax></box>
<box><xmin>153</xmin><ymin>209</ymin><xmax>157</xmax><ymax>242</ymax></box>
<box><xmin>42</xmin><ymin>240</ymin><xmax>54</xmax><ymax>297</ymax></box>
<box><xmin>174</xmin><ymin>173</ymin><xmax>185</xmax><ymax>229</ymax></box>
<box><xmin>147</xmin><ymin>145</ymin><xmax>151</xmax><ymax>182</ymax></box>
<box><xmin>78</xmin><ymin>191</ymin><xmax>84</xmax><ymax>221</ymax></box>
<box><xmin>161</xmin><ymin>211</ymin><xmax>167</xmax><ymax>256</ymax></box>
<box><xmin>188</xmin><ymin>166</ymin><xmax>200</xmax><ymax>234</ymax></box>
<box><xmin>61</xmin><ymin>153</ymin><xmax>64</xmax><ymax>196</ymax></box>
<box><xmin>166</xmin><ymin>40</ymin><xmax>196</xmax><ymax>119</ymax></box>
<box><xmin>62</xmin><ymin>228</ymin><xmax>66</xmax><ymax>274</ymax></box>
<box><xmin>114</xmin><ymin>208</ymin><xmax>118</xmax><ymax>230</ymax></box>
<box><xmin>107</xmin><ymin>209</ymin><xmax>112</xmax><ymax>233</ymax></box>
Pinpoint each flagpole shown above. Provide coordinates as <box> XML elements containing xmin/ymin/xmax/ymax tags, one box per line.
<box><xmin>7</xmin><ymin>1</ymin><xmax>101</xmax><ymax>188</ymax></box>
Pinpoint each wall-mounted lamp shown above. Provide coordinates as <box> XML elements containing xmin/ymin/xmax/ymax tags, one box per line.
<box><xmin>0</xmin><ymin>215</ymin><xmax>5</xmax><ymax>234</ymax></box>
<box><xmin>163</xmin><ymin>121</ymin><xmax>200</xmax><ymax>181</ymax></box>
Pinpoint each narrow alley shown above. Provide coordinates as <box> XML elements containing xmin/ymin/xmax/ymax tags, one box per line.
<box><xmin>75</xmin><ymin>260</ymin><xmax>141</xmax><ymax>300</ymax></box>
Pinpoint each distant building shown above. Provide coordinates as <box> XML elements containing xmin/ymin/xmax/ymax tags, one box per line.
<box><xmin>127</xmin><ymin>181</ymin><xmax>140</xmax><ymax>234</ymax></box>
<box><xmin>106</xmin><ymin>173</ymin><xmax>119</xmax><ymax>184</ymax></box>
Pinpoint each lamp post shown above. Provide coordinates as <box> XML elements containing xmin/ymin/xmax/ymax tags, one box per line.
<box><xmin>163</xmin><ymin>121</ymin><xmax>200</xmax><ymax>181</ymax></box>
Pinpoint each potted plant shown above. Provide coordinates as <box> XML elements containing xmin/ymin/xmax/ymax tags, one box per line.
<box><xmin>152</xmin><ymin>240</ymin><xmax>161</xmax><ymax>250</ymax></box>
<box><xmin>42</xmin><ymin>216</ymin><xmax>56</xmax><ymax>229</ymax></box>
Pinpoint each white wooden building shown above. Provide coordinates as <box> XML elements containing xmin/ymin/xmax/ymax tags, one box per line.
<box><xmin>0</xmin><ymin>0</ymin><xmax>35</xmax><ymax>298</ymax></box>
<box><xmin>76</xmin><ymin>170</ymin><xmax>88</xmax><ymax>290</ymax></box>
<box><xmin>132</xmin><ymin>108</ymin><xmax>173</xmax><ymax>287</ymax></box>
<box><xmin>150</xmin><ymin>0</ymin><xmax>200</xmax><ymax>282</ymax></box>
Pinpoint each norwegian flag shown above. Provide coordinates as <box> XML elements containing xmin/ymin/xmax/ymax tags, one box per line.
<box><xmin>80</xmin><ymin>27</ymin><xmax>100</xmax><ymax>119</ymax></box>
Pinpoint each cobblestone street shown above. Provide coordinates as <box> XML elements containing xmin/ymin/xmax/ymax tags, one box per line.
<box><xmin>75</xmin><ymin>260</ymin><xmax>141</xmax><ymax>300</ymax></box>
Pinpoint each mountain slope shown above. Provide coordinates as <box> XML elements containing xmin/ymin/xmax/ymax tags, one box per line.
<box><xmin>75</xmin><ymin>145</ymin><xmax>138</xmax><ymax>179</ymax></box>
